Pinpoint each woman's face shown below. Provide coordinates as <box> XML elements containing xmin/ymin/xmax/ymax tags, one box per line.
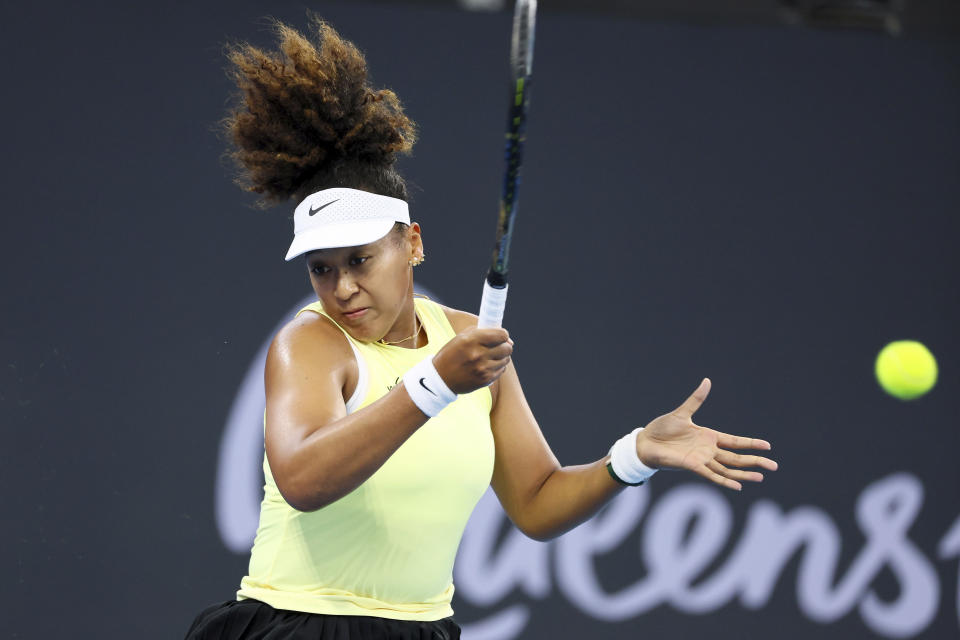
<box><xmin>305</xmin><ymin>224</ymin><xmax>423</xmax><ymax>343</ymax></box>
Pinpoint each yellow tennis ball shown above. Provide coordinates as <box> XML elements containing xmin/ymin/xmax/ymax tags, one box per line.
<box><xmin>875</xmin><ymin>340</ymin><xmax>938</xmax><ymax>400</ymax></box>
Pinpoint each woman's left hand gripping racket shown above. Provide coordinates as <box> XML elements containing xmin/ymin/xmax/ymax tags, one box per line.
<box><xmin>477</xmin><ymin>0</ymin><xmax>537</xmax><ymax>329</ymax></box>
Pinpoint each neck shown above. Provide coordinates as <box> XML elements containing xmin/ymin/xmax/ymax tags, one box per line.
<box><xmin>378</xmin><ymin>297</ymin><xmax>423</xmax><ymax>348</ymax></box>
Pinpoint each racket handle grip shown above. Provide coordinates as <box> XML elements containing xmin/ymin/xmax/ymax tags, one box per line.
<box><xmin>478</xmin><ymin>279</ymin><xmax>509</xmax><ymax>329</ymax></box>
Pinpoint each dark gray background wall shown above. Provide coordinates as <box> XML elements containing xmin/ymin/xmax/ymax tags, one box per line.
<box><xmin>3</xmin><ymin>1</ymin><xmax>958</xmax><ymax>638</ymax></box>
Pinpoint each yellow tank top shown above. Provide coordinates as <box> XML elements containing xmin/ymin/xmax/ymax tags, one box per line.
<box><xmin>237</xmin><ymin>298</ymin><xmax>495</xmax><ymax>621</ymax></box>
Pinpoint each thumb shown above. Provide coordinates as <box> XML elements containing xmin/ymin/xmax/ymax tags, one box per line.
<box><xmin>674</xmin><ymin>377</ymin><xmax>711</xmax><ymax>419</ymax></box>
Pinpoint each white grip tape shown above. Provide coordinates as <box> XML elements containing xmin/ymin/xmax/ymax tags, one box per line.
<box><xmin>402</xmin><ymin>355</ymin><xmax>458</xmax><ymax>418</ymax></box>
<box><xmin>608</xmin><ymin>427</ymin><xmax>659</xmax><ymax>484</ymax></box>
<box><xmin>478</xmin><ymin>280</ymin><xmax>509</xmax><ymax>329</ymax></box>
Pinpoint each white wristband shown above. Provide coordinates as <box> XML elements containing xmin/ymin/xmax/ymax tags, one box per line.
<box><xmin>608</xmin><ymin>427</ymin><xmax>658</xmax><ymax>485</ymax></box>
<box><xmin>403</xmin><ymin>355</ymin><xmax>458</xmax><ymax>418</ymax></box>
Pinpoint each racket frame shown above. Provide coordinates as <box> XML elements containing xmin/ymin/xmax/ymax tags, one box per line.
<box><xmin>478</xmin><ymin>0</ymin><xmax>537</xmax><ymax>329</ymax></box>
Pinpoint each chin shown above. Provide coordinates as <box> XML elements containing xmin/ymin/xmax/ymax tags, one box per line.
<box><xmin>345</xmin><ymin>323</ymin><xmax>384</xmax><ymax>344</ymax></box>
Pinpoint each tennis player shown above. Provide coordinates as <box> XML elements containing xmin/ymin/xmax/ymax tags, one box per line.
<box><xmin>185</xmin><ymin>18</ymin><xmax>777</xmax><ymax>640</ymax></box>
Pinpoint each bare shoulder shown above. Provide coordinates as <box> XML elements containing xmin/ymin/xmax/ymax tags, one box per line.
<box><xmin>267</xmin><ymin>308</ymin><xmax>355</xmax><ymax>377</ymax></box>
<box><xmin>438</xmin><ymin>304</ymin><xmax>479</xmax><ymax>334</ymax></box>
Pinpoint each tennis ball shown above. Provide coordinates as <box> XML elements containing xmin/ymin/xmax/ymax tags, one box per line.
<box><xmin>875</xmin><ymin>340</ymin><xmax>938</xmax><ymax>400</ymax></box>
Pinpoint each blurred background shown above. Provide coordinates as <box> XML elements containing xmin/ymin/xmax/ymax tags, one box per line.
<box><xmin>3</xmin><ymin>1</ymin><xmax>958</xmax><ymax>638</ymax></box>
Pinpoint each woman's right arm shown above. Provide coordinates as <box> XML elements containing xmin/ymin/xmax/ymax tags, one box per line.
<box><xmin>264</xmin><ymin>312</ymin><xmax>512</xmax><ymax>512</ymax></box>
<box><xmin>264</xmin><ymin>313</ymin><xmax>429</xmax><ymax>511</ymax></box>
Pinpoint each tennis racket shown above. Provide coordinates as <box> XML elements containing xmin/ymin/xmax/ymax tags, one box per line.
<box><xmin>477</xmin><ymin>0</ymin><xmax>537</xmax><ymax>329</ymax></box>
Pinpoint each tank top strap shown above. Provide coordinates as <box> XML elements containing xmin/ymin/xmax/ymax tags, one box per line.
<box><xmin>413</xmin><ymin>297</ymin><xmax>456</xmax><ymax>345</ymax></box>
<box><xmin>296</xmin><ymin>299</ymin><xmax>454</xmax><ymax>349</ymax></box>
<box><xmin>295</xmin><ymin>301</ymin><xmax>368</xmax><ymax>413</ymax></box>
<box><xmin>296</xmin><ymin>300</ymin><xmax>331</xmax><ymax>324</ymax></box>
<box><xmin>296</xmin><ymin>301</ymin><xmax>364</xmax><ymax>346</ymax></box>
<box><xmin>295</xmin><ymin>298</ymin><xmax>455</xmax><ymax>367</ymax></box>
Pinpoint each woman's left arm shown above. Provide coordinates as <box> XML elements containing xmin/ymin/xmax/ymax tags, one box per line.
<box><xmin>489</xmin><ymin>363</ymin><xmax>778</xmax><ymax>541</ymax></box>
<box><xmin>488</xmin><ymin>359</ymin><xmax>618</xmax><ymax>541</ymax></box>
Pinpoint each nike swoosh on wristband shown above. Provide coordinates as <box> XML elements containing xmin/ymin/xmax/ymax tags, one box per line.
<box><xmin>419</xmin><ymin>378</ymin><xmax>436</xmax><ymax>396</ymax></box>
<box><xmin>308</xmin><ymin>199</ymin><xmax>340</xmax><ymax>216</ymax></box>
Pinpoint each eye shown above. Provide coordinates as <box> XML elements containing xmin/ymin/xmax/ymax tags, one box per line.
<box><xmin>310</xmin><ymin>264</ymin><xmax>331</xmax><ymax>276</ymax></box>
<box><xmin>349</xmin><ymin>256</ymin><xmax>369</xmax><ymax>267</ymax></box>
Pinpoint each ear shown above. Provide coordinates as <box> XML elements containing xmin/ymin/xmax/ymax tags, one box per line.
<box><xmin>408</xmin><ymin>222</ymin><xmax>424</xmax><ymax>260</ymax></box>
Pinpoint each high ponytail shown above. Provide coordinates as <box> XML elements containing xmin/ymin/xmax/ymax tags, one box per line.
<box><xmin>223</xmin><ymin>17</ymin><xmax>417</xmax><ymax>207</ymax></box>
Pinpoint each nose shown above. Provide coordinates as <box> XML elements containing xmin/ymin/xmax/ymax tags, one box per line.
<box><xmin>334</xmin><ymin>269</ymin><xmax>359</xmax><ymax>301</ymax></box>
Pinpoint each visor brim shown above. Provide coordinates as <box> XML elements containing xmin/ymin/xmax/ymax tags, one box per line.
<box><xmin>284</xmin><ymin>219</ymin><xmax>397</xmax><ymax>261</ymax></box>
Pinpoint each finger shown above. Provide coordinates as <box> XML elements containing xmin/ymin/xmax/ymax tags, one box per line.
<box><xmin>694</xmin><ymin>463</ymin><xmax>741</xmax><ymax>491</ymax></box>
<box><xmin>474</xmin><ymin>328</ymin><xmax>511</xmax><ymax>347</ymax></box>
<box><xmin>707</xmin><ymin>460</ymin><xmax>764</xmax><ymax>483</ymax></box>
<box><xmin>715</xmin><ymin>432</ymin><xmax>772</xmax><ymax>451</ymax></box>
<box><xmin>487</xmin><ymin>360</ymin><xmax>510</xmax><ymax>382</ymax></box>
<box><xmin>486</xmin><ymin>356</ymin><xmax>511</xmax><ymax>373</ymax></box>
<box><xmin>486</xmin><ymin>342</ymin><xmax>514</xmax><ymax>360</ymax></box>
<box><xmin>673</xmin><ymin>378</ymin><xmax>711</xmax><ymax>419</ymax></box>
<box><xmin>484</xmin><ymin>353</ymin><xmax>512</xmax><ymax>369</ymax></box>
<box><xmin>716</xmin><ymin>450</ymin><xmax>779</xmax><ymax>471</ymax></box>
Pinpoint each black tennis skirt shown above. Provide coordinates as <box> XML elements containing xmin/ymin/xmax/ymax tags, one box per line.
<box><xmin>185</xmin><ymin>599</ymin><xmax>461</xmax><ymax>640</ymax></box>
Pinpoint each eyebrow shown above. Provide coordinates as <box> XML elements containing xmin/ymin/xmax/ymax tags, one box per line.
<box><xmin>307</xmin><ymin>247</ymin><xmax>373</xmax><ymax>265</ymax></box>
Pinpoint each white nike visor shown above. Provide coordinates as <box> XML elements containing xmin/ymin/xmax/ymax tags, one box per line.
<box><xmin>284</xmin><ymin>187</ymin><xmax>411</xmax><ymax>261</ymax></box>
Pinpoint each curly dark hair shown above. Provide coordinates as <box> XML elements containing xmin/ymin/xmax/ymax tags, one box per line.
<box><xmin>223</xmin><ymin>17</ymin><xmax>417</xmax><ymax>207</ymax></box>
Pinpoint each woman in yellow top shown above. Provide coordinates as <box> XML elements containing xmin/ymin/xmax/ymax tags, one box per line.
<box><xmin>185</xmin><ymin>18</ymin><xmax>777</xmax><ymax>640</ymax></box>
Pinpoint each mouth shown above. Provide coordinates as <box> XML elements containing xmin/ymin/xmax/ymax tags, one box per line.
<box><xmin>342</xmin><ymin>308</ymin><xmax>369</xmax><ymax>321</ymax></box>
